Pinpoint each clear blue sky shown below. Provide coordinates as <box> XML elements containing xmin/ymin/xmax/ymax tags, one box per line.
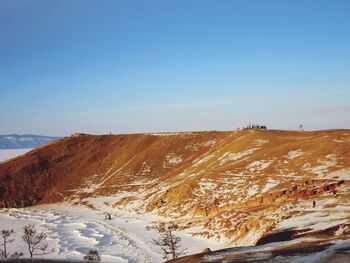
<box><xmin>1</xmin><ymin>0</ymin><xmax>349</xmax><ymax>136</ymax></box>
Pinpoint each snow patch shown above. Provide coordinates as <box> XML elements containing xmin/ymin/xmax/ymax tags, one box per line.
<box><xmin>254</xmin><ymin>139</ymin><xmax>269</xmax><ymax>146</ymax></box>
<box><xmin>163</xmin><ymin>153</ymin><xmax>182</xmax><ymax>168</ymax></box>
<box><xmin>219</xmin><ymin>147</ymin><xmax>259</xmax><ymax>165</ymax></box>
<box><xmin>246</xmin><ymin>184</ymin><xmax>259</xmax><ymax>197</ymax></box>
<box><xmin>327</xmin><ymin>168</ymin><xmax>350</xmax><ymax>180</ymax></box>
<box><xmin>201</xmin><ymin>139</ymin><xmax>218</xmax><ymax>147</ymax></box>
<box><xmin>246</xmin><ymin>159</ymin><xmax>273</xmax><ymax>172</ymax></box>
<box><xmin>262</xmin><ymin>178</ymin><xmax>279</xmax><ymax>193</ymax></box>
<box><xmin>138</xmin><ymin>162</ymin><xmax>151</xmax><ymax>176</ymax></box>
<box><xmin>285</xmin><ymin>150</ymin><xmax>304</xmax><ymax>160</ymax></box>
<box><xmin>311</xmin><ymin>154</ymin><xmax>337</xmax><ymax>176</ymax></box>
<box><xmin>197</xmin><ymin>179</ymin><xmax>217</xmax><ymax>194</ymax></box>
<box><xmin>334</xmin><ymin>138</ymin><xmax>350</xmax><ymax>143</ymax></box>
<box><xmin>192</xmin><ymin>154</ymin><xmax>214</xmax><ymax>167</ymax></box>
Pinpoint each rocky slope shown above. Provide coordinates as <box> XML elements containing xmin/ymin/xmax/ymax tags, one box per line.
<box><xmin>0</xmin><ymin>129</ymin><xmax>349</xmax><ymax>251</ymax></box>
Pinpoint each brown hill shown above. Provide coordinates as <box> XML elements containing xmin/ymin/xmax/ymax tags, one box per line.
<box><xmin>0</xmin><ymin>131</ymin><xmax>228</xmax><ymax>206</ymax></box>
<box><xmin>1</xmin><ymin>129</ymin><xmax>350</xmax><ymax>247</ymax></box>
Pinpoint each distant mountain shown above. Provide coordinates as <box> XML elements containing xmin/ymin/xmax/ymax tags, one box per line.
<box><xmin>0</xmin><ymin>134</ymin><xmax>61</xmax><ymax>149</ymax></box>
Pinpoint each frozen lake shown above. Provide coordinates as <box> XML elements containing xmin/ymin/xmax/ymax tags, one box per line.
<box><xmin>0</xmin><ymin>148</ymin><xmax>33</xmax><ymax>163</ymax></box>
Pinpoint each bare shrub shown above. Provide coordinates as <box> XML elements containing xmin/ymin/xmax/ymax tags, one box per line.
<box><xmin>22</xmin><ymin>224</ymin><xmax>50</xmax><ymax>259</ymax></box>
<box><xmin>84</xmin><ymin>250</ymin><xmax>101</xmax><ymax>261</ymax></box>
<box><xmin>0</xmin><ymin>229</ymin><xmax>23</xmax><ymax>259</ymax></box>
<box><xmin>151</xmin><ymin>223</ymin><xmax>187</xmax><ymax>260</ymax></box>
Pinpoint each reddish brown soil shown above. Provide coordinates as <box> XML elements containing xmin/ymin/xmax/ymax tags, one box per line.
<box><xmin>0</xmin><ymin>129</ymin><xmax>349</xmax><ymax>214</ymax></box>
<box><xmin>0</xmin><ymin>131</ymin><xmax>229</xmax><ymax>207</ymax></box>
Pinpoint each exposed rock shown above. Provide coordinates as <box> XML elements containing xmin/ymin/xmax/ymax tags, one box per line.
<box><xmin>201</xmin><ymin>248</ymin><xmax>211</xmax><ymax>253</ymax></box>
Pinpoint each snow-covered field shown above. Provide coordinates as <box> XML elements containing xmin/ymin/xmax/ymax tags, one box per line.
<box><xmin>0</xmin><ymin>148</ymin><xmax>32</xmax><ymax>163</ymax></box>
<box><xmin>2</xmin><ymin>194</ymin><xmax>347</xmax><ymax>262</ymax></box>
<box><xmin>0</xmin><ymin>202</ymin><xmax>224</xmax><ymax>262</ymax></box>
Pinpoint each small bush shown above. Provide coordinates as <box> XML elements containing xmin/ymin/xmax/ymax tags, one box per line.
<box><xmin>84</xmin><ymin>250</ymin><xmax>101</xmax><ymax>262</ymax></box>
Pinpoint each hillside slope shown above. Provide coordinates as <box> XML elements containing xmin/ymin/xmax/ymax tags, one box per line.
<box><xmin>0</xmin><ymin>129</ymin><xmax>349</xmax><ymax>249</ymax></box>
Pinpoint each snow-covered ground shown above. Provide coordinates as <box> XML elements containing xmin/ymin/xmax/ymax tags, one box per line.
<box><xmin>0</xmin><ymin>148</ymin><xmax>32</xmax><ymax>163</ymax></box>
<box><xmin>0</xmin><ymin>202</ymin><xmax>224</xmax><ymax>262</ymax></box>
<box><xmin>198</xmin><ymin>194</ymin><xmax>350</xmax><ymax>263</ymax></box>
